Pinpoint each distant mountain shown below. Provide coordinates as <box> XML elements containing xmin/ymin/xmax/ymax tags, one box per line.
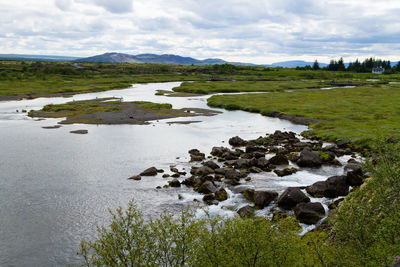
<box><xmin>75</xmin><ymin>52</ymin><xmax>228</xmax><ymax>65</ymax></box>
<box><xmin>0</xmin><ymin>54</ymin><xmax>79</xmax><ymax>62</ymax></box>
<box><xmin>266</xmin><ymin>60</ymin><xmax>328</xmax><ymax>68</ymax></box>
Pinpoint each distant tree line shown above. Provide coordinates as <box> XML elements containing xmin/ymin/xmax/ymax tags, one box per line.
<box><xmin>298</xmin><ymin>57</ymin><xmax>400</xmax><ymax>73</ymax></box>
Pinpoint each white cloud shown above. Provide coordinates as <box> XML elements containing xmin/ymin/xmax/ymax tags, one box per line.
<box><xmin>0</xmin><ymin>0</ymin><xmax>400</xmax><ymax>63</ymax></box>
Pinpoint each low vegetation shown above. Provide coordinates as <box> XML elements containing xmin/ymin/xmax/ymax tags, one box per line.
<box><xmin>79</xmin><ymin>141</ymin><xmax>400</xmax><ymax>266</ymax></box>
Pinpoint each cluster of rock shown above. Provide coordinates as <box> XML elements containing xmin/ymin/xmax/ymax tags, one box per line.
<box><xmin>131</xmin><ymin>130</ymin><xmax>368</xmax><ymax>226</ymax></box>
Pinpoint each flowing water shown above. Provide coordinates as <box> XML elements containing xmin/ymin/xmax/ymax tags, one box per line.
<box><xmin>0</xmin><ymin>82</ymin><xmax>348</xmax><ymax>266</ymax></box>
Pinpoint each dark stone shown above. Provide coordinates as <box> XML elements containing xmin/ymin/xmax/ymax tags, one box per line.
<box><xmin>170</xmin><ymin>167</ymin><xmax>179</xmax><ymax>173</ymax></box>
<box><xmin>274</xmin><ymin>167</ymin><xmax>298</xmax><ymax>177</ymax></box>
<box><xmin>256</xmin><ymin>157</ymin><xmax>269</xmax><ymax>168</ymax></box>
<box><xmin>294</xmin><ymin>202</ymin><xmax>325</xmax><ymax>224</ymax></box>
<box><xmin>237</xmin><ymin>205</ymin><xmax>254</xmax><ymax>218</ymax></box>
<box><xmin>191</xmin><ymin>166</ymin><xmax>214</xmax><ymax>176</ymax></box>
<box><xmin>189</xmin><ymin>149</ymin><xmax>205</xmax><ymax>161</ymax></box>
<box><xmin>128</xmin><ymin>175</ymin><xmax>141</xmax><ymax>181</ymax></box>
<box><xmin>254</xmin><ymin>190</ymin><xmax>278</xmax><ymax>208</ymax></box>
<box><xmin>202</xmin><ymin>193</ymin><xmax>215</xmax><ymax>202</ymax></box>
<box><xmin>253</xmin><ymin>151</ymin><xmax>265</xmax><ymax>158</ymax></box>
<box><xmin>215</xmin><ymin>188</ymin><xmax>228</xmax><ymax>201</ymax></box>
<box><xmin>198</xmin><ymin>181</ymin><xmax>217</xmax><ymax>194</ymax></box>
<box><xmin>70</xmin><ymin>129</ymin><xmax>88</xmax><ymax>134</ymax></box>
<box><xmin>171</xmin><ymin>173</ymin><xmax>180</xmax><ymax>178</ymax></box>
<box><xmin>140</xmin><ymin>167</ymin><xmax>158</xmax><ymax>176</ymax></box>
<box><xmin>306</xmin><ymin>181</ymin><xmax>327</xmax><ymax>198</ymax></box>
<box><xmin>162</xmin><ymin>174</ymin><xmax>170</xmax><ymax>178</ymax></box>
<box><xmin>296</xmin><ymin>149</ymin><xmax>323</xmax><ymax>167</ymax></box>
<box><xmin>269</xmin><ymin>153</ymin><xmax>289</xmax><ymax>165</ymax></box>
<box><xmin>168</xmin><ymin>179</ymin><xmax>181</xmax><ymax>187</ymax></box>
<box><xmin>221</xmin><ymin>151</ymin><xmax>239</xmax><ymax>160</ymax></box>
<box><xmin>234</xmin><ymin>158</ymin><xmax>252</xmax><ymax>169</ymax></box>
<box><xmin>277</xmin><ymin>187</ymin><xmax>310</xmax><ymax>209</ymax></box>
<box><xmin>245</xmin><ymin>145</ymin><xmax>266</xmax><ymax>154</ymax></box>
<box><xmin>203</xmin><ymin>160</ymin><xmax>220</xmax><ymax>170</ymax></box>
<box><xmin>344</xmin><ymin>163</ymin><xmax>364</xmax><ymax>186</ymax></box>
<box><xmin>215</xmin><ymin>168</ymin><xmax>229</xmax><ymax>175</ymax></box>
<box><xmin>324</xmin><ymin>175</ymin><xmax>349</xmax><ymax>198</ymax></box>
<box><xmin>229</xmin><ymin>136</ymin><xmax>248</xmax><ymax>146</ymax></box>
<box><xmin>225</xmin><ymin>169</ymin><xmax>242</xmax><ymax>180</ymax></box>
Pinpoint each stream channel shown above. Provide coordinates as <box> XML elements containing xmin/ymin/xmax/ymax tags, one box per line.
<box><xmin>0</xmin><ymin>82</ymin><xmax>351</xmax><ymax>266</ymax></box>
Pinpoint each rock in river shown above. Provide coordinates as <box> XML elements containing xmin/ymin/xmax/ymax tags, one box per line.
<box><xmin>277</xmin><ymin>187</ymin><xmax>310</xmax><ymax>210</ymax></box>
<box><xmin>254</xmin><ymin>190</ymin><xmax>278</xmax><ymax>208</ymax></box>
<box><xmin>294</xmin><ymin>202</ymin><xmax>325</xmax><ymax>224</ymax></box>
<box><xmin>128</xmin><ymin>175</ymin><xmax>141</xmax><ymax>181</ymax></box>
<box><xmin>140</xmin><ymin>167</ymin><xmax>158</xmax><ymax>176</ymax></box>
<box><xmin>168</xmin><ymin>179</ymin><xmax>181</xmax><ymax>187</ymax></box>
<box><xmin>296</xmin><ymin>149</ymin><xmax>323</xmax><ymax>167</ymax></box>
<box><xmin>229</xmin><ymin>136</ymin><xmax>248</xmax><ymax>146</ymax></box>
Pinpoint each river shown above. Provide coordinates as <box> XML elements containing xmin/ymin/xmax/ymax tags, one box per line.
<box><xmin>0</xmin><ymin>82</ymin><xmax>348</xmax><ymax>266</ymax></box>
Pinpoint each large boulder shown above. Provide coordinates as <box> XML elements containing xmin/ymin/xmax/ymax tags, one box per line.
<box><xmin>140</xmin><ymin>167</ymin><xmax>158</xmax><ymax>176</ymax></box>
<box><xmin>269</xmin><ymin>153</ymin><xmax>289</xmax><ymax>165</ymax></box>
<box><xmin>234</xmin><ymin>158</ymin><xmax>253</xmax><ymax>169</ymax></box>
<box><xmin>198</xmin><ymin>181</ymin><xmax>217</xmax><ymax>194</ymax></box>
<box><xmin>203</xmin><ymin>160</ymin><xmax>220</xmax><ymax>170</ymax></box>
<box><xmin>191</xmin><ymin>166</ymin><xmax>214</xmax><ymax>176</ymax></box>
<box><xmin>294</xmin><ymin>202</ymin><xmax>325</xmax><ymax>224</ymax></box>
<box><xmin>324</xmin><ymin>175</ymin><xmax>349</xmax><ymax>197</ymax></box>
<box><xmin>237</xmin><ymin>205</ymin><xmax>254</xmax><ymax>218</ymax></box>
<box><xmin>277</xmin><ymin>187</ymin><xmax>310</xmax><ymax>209</ymax></box>
<box><xmin>306</xmin><ymin>181</ymin><xmax>327</xmax><ymax>198</ymax></box>
<box><xmin>229</xmin><ymin>136</ymin><xmax>248</xmax><ymax>146</ymax></box>
<box><xmin>344</xmin><ymin>162</ymin><xmax>364</xmax><ymax>186</ymax></box>
<box><xmin>253</xmin><ymin>190</ymin><xmax>278</xmax><ymax>208</ymax></box>
<box><xmin>296</xmin><ymin>149</ymin><xmax>323</xmax><ymax>167</ymax></box>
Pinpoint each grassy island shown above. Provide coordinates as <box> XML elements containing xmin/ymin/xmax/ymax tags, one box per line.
<box><xmin>28</xmin><ymin>98</ymin><xmax>220</xmax><ymax>124</ymax></box>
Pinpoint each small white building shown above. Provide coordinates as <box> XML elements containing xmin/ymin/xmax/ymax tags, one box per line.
<box><xmin>372</xmin><ymin>67</ymin><xmax>385</xmax><ymax>74</ymax></box>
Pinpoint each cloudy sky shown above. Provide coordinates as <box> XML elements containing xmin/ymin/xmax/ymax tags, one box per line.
<box><xmin>1</xmin><ymin>0</ymin><xmax>400</xmax><ymax>64</ymax></box>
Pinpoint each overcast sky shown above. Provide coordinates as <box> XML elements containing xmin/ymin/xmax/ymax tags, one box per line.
<box><xmin>1</xmin><ymin>0</ymin><xmax>400</xmax><ymax>64</ymax></box>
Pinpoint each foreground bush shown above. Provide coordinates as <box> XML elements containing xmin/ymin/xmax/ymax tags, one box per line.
<box><xmin>79</xmin><ymin>142</ymin><xmax>400</xmax><ymax>266</ymax></box>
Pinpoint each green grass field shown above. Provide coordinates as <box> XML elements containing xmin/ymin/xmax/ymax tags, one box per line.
<box><xmin>208</xmin><ymin>84</ymin><xmax>400</xmax><ymax>148</ymax></box>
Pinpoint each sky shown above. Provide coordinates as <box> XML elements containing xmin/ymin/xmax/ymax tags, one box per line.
<box><xmin>1</xmin><ymin>0</ymin><xmax>400</xmax><ymax>64</ymax></box>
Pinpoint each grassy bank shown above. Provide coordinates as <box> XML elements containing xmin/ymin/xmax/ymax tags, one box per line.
<box><xmin>208</xmin><ymin>84</ymin><xmax>400</xmax><ymax>148</ymax></box>
<box><xmin>172</xmin><ymin>80</ymin><xmax>331</xmax><ymax>94</ymax></box>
